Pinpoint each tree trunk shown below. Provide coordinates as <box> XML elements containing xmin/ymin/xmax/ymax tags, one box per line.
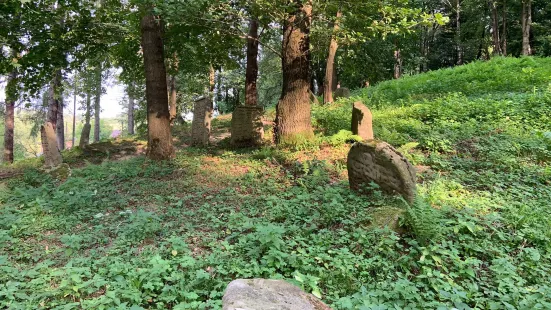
<box><xmin>72</xmin><ymin>79</ymin><xmax>76</xmax><ymax>148</ymax></box>
<box><xmin>169</xmin><ymin>75</ymin><xmax>177</xmax><ymax>122</ymax></box>
<box><xmin>522</xmin><ymin>0</ymin><xmax>532</xmax><ymax>56</ymax></box>
<box><xmin>489</xmin><ymin>0</ymin><xmax>501</xmax><ymax>56</ymax></box>
<box><xmin>275</xmin><ymin>0</ymin><xmax>314</xmax><ymax>144</ymax></box>
<box><xmin>140</xmin><ymin>12</ymin><xmax>173</xmax><ymax>160</ymax></box>
<box><xmin>245</xmin><ymin>19</ymin><xmax>259</xmax><ymax>106</ymax></box>
<box><xmin>57</xmin><ymin>97</ymin><xmax>65</xmax><ymax>150</ymax></box>
<box><xmin>41</xmin><ymin>70</ymin><xmax>63</xmax><ymax>164</ymax></box>
<box><xmin>394</xmin><ymin>42</ymin><xmax>402</xmax><ymax>79</ymax></box>
<box><xmin>456</xmin><ymin>0</ymin><xmax>463</xmax><ymax>65</ymax></box>
<box><xmin>323</xmin><ymin>10</ymin><xmax>342</xmax><ymax>104</ymax></box>
<box><xmin>209</xmin><ymin>64</ymin><xmax>215</xmax><ymax>98</ymax></box>
<box><xmin>93</xmin><ymin>63</ymin><xmax>101</xmax><ymax>142</ymax></box>
<box><xmin>79</xmin><ymin>94</ymin><xmax>92</xmax><ymax>148</ymax></box>
<box><xmin>502</xmin><ymin>0</ymin><xmax>507</xmax><ymax>55</ymax></box>
<box><xmin>128</xmin><ymin>84</ymin><xmax>135</xmax><ymax>135</ymax></box>
<box><xmin>3</xmin><ymin>64</ymin><xmax>16</xmax><ymax>163</ymax></box>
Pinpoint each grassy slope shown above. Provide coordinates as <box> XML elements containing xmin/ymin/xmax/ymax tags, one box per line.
<box><xmin>1</xmin><ymin>57</ymin><xmax>551</xmax><ymax>309</ymax></box>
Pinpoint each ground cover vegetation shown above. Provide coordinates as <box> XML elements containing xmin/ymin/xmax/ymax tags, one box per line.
<box><xmin>1</xmin><ymin>58</ymin><xmax>550</xmax><ymax>309</ymax></box>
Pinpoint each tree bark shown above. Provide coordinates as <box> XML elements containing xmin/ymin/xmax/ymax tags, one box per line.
<box><xmin>209</xmin><ymin>64</ymin><xmax>215</xmax><ymax>99</ymax></box>
<box><xmin>323</xmin><ymin>9</ymin><xmax>341</xmax><ymax>104</ymax></box>
<box><xmin>57</xmin><ymin>97</ymin><xmax>65</xmax><ymax>150</ymax></box>
<box><xmin>489</xmin><ymin>0</ymin><xmax>501</xmax><ymax>56</ymax></box>
<box><xmin>3</xmin><ymin>63</ymin><xmax>16</xmax><ymax>163</ymax></box>
<box><xmin>502</xmin><ymin>0</ymin><xmax>507</xmax><ymax>55</ymax></box>
<box><xmin>521</xmin><ymin>0</ymin><xmax>532</xmax><ymax>56</ymax></box>
<box><xmin>128</xmin><ymin>84</ymin><xmax>135</xmax><ymax>135</ymax></box>
<box><xmin>72</xmin><ymin>79</ymin><xmax>76</xmax><ymax>148</ymax></box>
<box><xmin>140</xmin><ymin>12</ymin><xmax>174</xmax><ymax>160</ymax></box>
<box><xmin>79</xmin><ymin>93</ymin><xmax>92</xmax><ymax>148</ymax></box>
<box><xmin>93</xmin><ymin>63</ymin><xmax>101</xmax><ymax>142</ymax></box>
<box><xmin>169</xmin><ymin>75</ymin><xmax>177</xmax><ymax>123</ymax></box>
<box><xmin>394</xmin><ymin>42</ymin><xmax>402</xmax><ymax>79</ymax></box>
<box><xmin>275</xmin><ymin>0</ymin><xmax>314</xmax><ymax>144</ymax></box>
<box><xmin>456</xmin><ymin>0</ymin><xmax>463</xmax><ymax>65</ymax></box>
<box><xmin>245</xmin><ymin>19</ymin><xmax>259</xmax><ymax>106</ymax></box>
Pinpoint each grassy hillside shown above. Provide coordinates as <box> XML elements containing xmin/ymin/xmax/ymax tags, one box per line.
<box><xmin>1</xmin><ymin>57</ymin><xmax>551</xmax><ymax>309</ymax></box>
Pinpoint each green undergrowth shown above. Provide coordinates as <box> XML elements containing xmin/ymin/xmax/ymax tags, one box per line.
<box><xmin>2</xmin><ymin>57</ymin><xmax>551</xmax><ymax>309</ymax></box>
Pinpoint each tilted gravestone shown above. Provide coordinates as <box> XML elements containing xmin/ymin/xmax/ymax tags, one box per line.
<box><xmin>334</xmin><ymin>87</ymin><xmax>350</xmax><ymax>100</ymax></box>
<box><xmin>347</xmin><ymin>140</ymin><xmax>416</xmax><ymax>203</ymax></box>
<box><xmin>79</xmin><ymin>123</ymin><xmax>91</xmax><ymax>148</ymax></box>
<box><xmin>191</xmin><ymin>97</ymin><xmax>213</xmax><ymax>146</ymax></box>
<box><xmin>351</xmin><ymin>101</ymin><xmax>374</xmax><ymax>140</ymax></box>
<box><xmin>223</xmin><ymin>279</ymin><xmax>332</xmax><ymax>310</ymax></box>
<box><xmin>41</xmin><ymin>122</ymin><xmax>63</xmax><ymax>167</ymax></box>
<box><xmin>230</xmin><ymin>106</ymin><xmax>264</xmax><ymax>147</ymax></box>
<box><xmin>309</xmin><ymin>90</ymin><xmax>320</xmax><ymax>105</ymax></box>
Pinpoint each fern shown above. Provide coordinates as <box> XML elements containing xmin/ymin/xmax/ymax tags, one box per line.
<box><xmin>405</xmin><ymin>196</ymin><xmax>441</xmax><ymax>245</ymax></box>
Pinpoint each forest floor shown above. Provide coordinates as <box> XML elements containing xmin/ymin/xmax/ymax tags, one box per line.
<box><xmin>1</xmin><ymin>57</ymin><xmax>551</xmax><ymax>309</ymax></box>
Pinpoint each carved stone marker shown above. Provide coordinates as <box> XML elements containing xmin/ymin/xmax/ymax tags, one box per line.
<box><xmin>351</xmin><ymin>101</ymin><xmax>374</xmax><ymax>140</ymax></box>
<box><xmin>79</xmin><ymin>123</ymin><xmax>91</xmax><ymax>148</ymax></box>
<box><xmin>334</xmin><ymin>87</ymin><xmax>350</xmax><ymax>100</ymax></box>
<box><xmin>347</xmin><ymin>141</ymin><xmax>416</xmax><ymax>203</ymax></box>
<box><xmin>230</xmin><ymin>106</ymin><xmax>264</xmax><ymax>147</ymax></box>
<box><xmin>41</xmin><ymin>122</ymin><xmax>63</xmax><ymax>167</ymax></box>
<box><xmin>191</xmin><ymin>97</ymin><xmax>213</xmax><ymax>146</ymax></box>
<box><xmin>222</xmin><ymin>279</ymin><xmax>332</xmax><ymax>310</ymax></box>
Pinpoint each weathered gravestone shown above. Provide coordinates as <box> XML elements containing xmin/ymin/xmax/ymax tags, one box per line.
<box><xmin>334</xmin><ymin>87</ymin><xmax>350</xmax><ymax>100</ymax></box>
<box><xmin>347</xmin><ymin>140</ymin><xmax>416</xmax><ymax>203</ymax></box>
<box><xmin>351</xmin><ymin>101</ymin><xmax>374</xmax><ymax>140</ymax></box>
<box><xmin>222</xmin><ymin>279</ymin><xmax>332</xmax><ymax>310</ymax></box>
<box><xmin>79</xmin><ymin>123</ymin><xmax>91</xmax><ymax>148</ymax></box>
<box><xmin>41</xmin><ymin>122</ymin><xmax>63</xmax><ymax>167</ymax></box>
<box><xmin>191</xmin><ymin>97</ymin><xmax>213</xmax><ymax>146</ymax></box>
<box><xmin>309</xmin><ymin>90</ymin><xmax>320</xmax><ymax>105</ymax></box>
<box><xmin>230</xmin><ymin>106</ymin><xmax>264</xmax><ymax>147</ymax></box>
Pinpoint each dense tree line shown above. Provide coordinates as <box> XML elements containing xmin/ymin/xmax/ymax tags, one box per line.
<box><xmin>1</xmin><ymin>0</ymin><xmax>549</xmax><ymax>162</ymax></box>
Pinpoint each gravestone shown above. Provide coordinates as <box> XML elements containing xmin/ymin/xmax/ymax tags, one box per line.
<box><xmin>309</xmin><ymin>90</ymin><xmax>320</xmax><ymax>105</ymax></box>
<box><xmin>41</xmin><ymin>122</ymin><xmax>63</xmax><ymax>167</ymax></box>
<box><xmin>79</xmin><ymin>123</ymin><xmax>91</xmax><ymax>148</ymax></box>
<box><xmin>222</xmin><ymin>279</ymin><xmax>332</xmax><ymax>310</ymax></box>
<box><xmin>334</xmin><ymin>87</ymin><xmax>350</xmax><ymax>100</ymax></box>
<box><xmin>347</xmin><ymin>140</ymin><xmax>416</xmax><ymax>203</ymax></box>
<box><xmin>231</xmin><ymin>106</ymin><xmax>264</xmax><ymax>147</ymax></box>
<box><xmin>351</xmin><ymin>101</ymin><xmax>374</xmax><ymax>140</ymax></box>
<box><xmin>191</xmin><ymin>97</ymin><xmax>213</xmax><ymax>146</ymax></box>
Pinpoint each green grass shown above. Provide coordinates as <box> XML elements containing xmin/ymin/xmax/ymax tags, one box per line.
<box><xmin>2</xmin><ymin>57</ymin><xmax>551</xmax><ymax>309</ymax></box>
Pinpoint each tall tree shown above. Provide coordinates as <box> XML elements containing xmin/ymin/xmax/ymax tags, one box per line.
<box><xmin>72</xmin><ymin>78</ymin><xmax>77</xmax><ymax>147</ymax></box>
<box><xmin>489</xmin><ymin>0</ymin><xmax>502</xmax><ymax>55</ymax></box>
<box><xmin>93</xmin><ymin>63</ymin><xmax>102</xmax><ymax>142</ymax></box>
<box><xmin>245</xmin><ymin>19</ymin><xmax>260</xmax><ymax>106</ymax></box>
<box><xmin>57</xmin><ymin>97</ymin><xmax>65</xmax><ymax>150</ymax></box>
<box><xmin>140</xmin><ymin>10</ymin><xmax>173</xmax><ymax>159</ymax></box>
<box><xmin>275</xmin><ymin>0</ymin><xmax>314</xmax><ymax>144</ymax></box>
<box><xmin>79</xmin><ymin>93</ymin><xmax>92</xmax><ymax>148</ymax></box>
<box><xmin>3</xmin><ymin>52</ymin><xmax>17</xmax><ymax>163</ymax></box>
<box><xmin>521</xmin><ymin>0</ymin><xmax>532</xmax><ymax>55</ymax></box>
<box><xmin>127</xmin><ymin>83</ymin><xmax>135</xmax><ymax>135</ymax></box>
<box><xmin>323</xmin><ymin>9</ymin><xmax>341</xmax><ymax>104</ymax></box>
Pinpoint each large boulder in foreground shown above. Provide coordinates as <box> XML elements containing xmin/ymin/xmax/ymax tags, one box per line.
<box><xmin>347</xmin><ymin>141</ymin><xmax>416</xmax><ymax>203</ymax></box>
<box><xmin>223</xmin><ymin>279</ymin><xmax>332</xmax><ymax>310</ymax></box>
